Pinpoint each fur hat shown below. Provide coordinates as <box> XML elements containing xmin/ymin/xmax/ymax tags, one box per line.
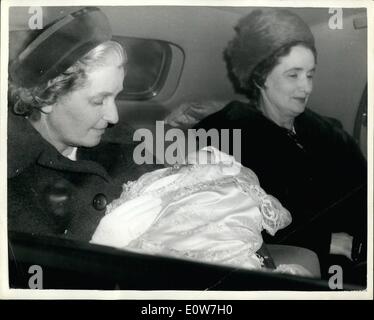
<box><xmin>225</xmin><ymin>8</ymin><xmax>315</xmax><ymax>90</ymax></box>
<box><xmin>10</xmin><ymin>7</ymin><xmax>112</xmax><ymax>88</ymax></box>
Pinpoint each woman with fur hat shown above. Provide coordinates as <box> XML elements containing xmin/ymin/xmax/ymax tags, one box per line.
<box><xmin>195</xmin><ymin>8</ymin><xmax>367</xmax><ymax>283</ymax></box>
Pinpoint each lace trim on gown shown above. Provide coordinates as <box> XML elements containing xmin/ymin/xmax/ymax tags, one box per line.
<box><xmin>94</xmin><ymin>147</ymin><xmax>292</xmax><ymax>272</ymax></box>
<box><xmin>108</xmin><ymin>162</ymin><xmax>291</xmax><ymax>237</ymax></box>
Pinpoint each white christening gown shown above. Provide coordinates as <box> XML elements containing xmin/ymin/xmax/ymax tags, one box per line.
<box><xmin>91</xmin><ymin>147</ymin><xmax>310</xmax><ymax>275</ymax></box>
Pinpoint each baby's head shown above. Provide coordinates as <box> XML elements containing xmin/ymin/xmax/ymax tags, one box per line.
<box><xmin>186</xmin><ymin>149</ymin><xmax>214</xmax><ymax>165</ymax></box>
<box><xmin>186</xmin><ymin>147</ymin><xmax>242</xmax><ymax>176</ymax></box>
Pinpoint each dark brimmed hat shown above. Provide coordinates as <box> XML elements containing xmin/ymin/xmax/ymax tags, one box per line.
<box><xmin>226</xmin><ymin>8</ymin><xmax>315</xmax><ymax>90</ymax></box>
<box><xmin>10</xmin><ymin>7</ymin><xmax>112</xmax><ymax>88</ymax></box>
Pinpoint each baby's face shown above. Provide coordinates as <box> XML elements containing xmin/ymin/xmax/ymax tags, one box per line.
<box><xmin>184</xmin><ymin>147</ymin><xmax>242</xmax><ymax>177</ymax></box>
<box><xmin>186</xmin><ymin>149</ymin><xmax>214</xmax><ymax>165</ymax></box>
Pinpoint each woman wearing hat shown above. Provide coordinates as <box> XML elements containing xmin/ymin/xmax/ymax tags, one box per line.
<box><xmin>8</xmin><ymin>7</ymin><xmax>158</xmax><ymax>241</ymax></box>
<box><xmin>195</xmin><ymin>9</ymin><xmax>367</xmax><ymax>282</ymax></box>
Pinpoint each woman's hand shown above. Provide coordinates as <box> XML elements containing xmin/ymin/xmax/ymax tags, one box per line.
<box><xmin>329</xmin><ymin>232</ymin><xmax>353</xmax><ymax>261</ymax></box>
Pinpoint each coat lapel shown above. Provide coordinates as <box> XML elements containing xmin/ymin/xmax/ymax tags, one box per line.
<box><xmin>8</xmin><ymin>112</ymin><xmax>112</xmax><ymax>182</ymax></box>
<box><xmin>37</xmin><ymin>146</ymin><xmax>112</xmax><ymax>182</ymax></box>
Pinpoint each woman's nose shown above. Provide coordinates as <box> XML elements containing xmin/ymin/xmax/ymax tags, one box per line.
<box><xmin>299</xmin><ymin>76</ymin><xmax>313</xmax><ymax>94</ymax></box>
<box><xmin>103</xmin><ymin>99</ymin><xmax>119</xmax><ymax>124</ymax></box>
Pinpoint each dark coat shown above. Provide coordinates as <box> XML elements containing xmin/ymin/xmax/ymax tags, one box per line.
<box><xmin>195</xmin><ymin>101</ymin><xmax>367</xmax><ymax>257</ymax></box>
<box><xmin>8</xmin><ymin>113</ymin><xmax>160</xmax><ymax>241</ymax></box>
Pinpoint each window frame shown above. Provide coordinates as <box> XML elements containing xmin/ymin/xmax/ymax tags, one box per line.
<box><xmin>113</xmin><ymin>35</ymin><xmax>173</xmax><ymax>101</ymax></box>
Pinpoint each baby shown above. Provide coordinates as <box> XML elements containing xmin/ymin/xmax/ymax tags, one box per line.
<box><xmin>91</xmin><ymin>147</ymin><xmax>310</xmax><ymax>275</ymax></box>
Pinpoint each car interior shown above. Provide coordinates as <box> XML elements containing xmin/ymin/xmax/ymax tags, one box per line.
<box><xmin>7</xmin><ymin>6</ymin><xmax>368</xmax><ymax>291</ymax></box>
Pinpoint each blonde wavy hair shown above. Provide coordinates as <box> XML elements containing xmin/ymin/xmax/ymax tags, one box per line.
<box><xmin>9</xmin><ymin>40</ymin><xmax>127</xmax><ymax>119</ymax></box>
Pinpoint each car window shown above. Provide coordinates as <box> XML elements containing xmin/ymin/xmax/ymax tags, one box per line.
<box><xmin>113</xmin><ymin>36</ymin><xmax>172</xmax><ymax>100</ymax></box>
<box><xmin>9</xmin><ymin>32</ymin><xmax>175</xmax><ymax>101</ymax></box>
